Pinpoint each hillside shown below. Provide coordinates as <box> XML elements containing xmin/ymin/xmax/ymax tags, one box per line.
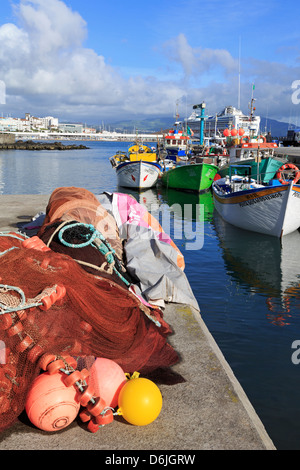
<box><xmin>108</xmin><ymin>117</ymin><xmax>174</xmax><ymax>133</ymax></box>
<box><xmin>260</xmin><ymin>117</ymin><xmax>295</xmax><ymax>138</ymax></box>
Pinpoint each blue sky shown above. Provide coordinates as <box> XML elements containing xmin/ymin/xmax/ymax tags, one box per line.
<box><xmin>0</xmin><ymin>0</ymin><xmax>300</xmax><ymax>126</ymax></box>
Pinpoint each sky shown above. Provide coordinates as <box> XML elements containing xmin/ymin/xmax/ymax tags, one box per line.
<box><xmin>0</xmin><ymin>0</ymin><xmax>300</xmax><ymax>126</ymax></box>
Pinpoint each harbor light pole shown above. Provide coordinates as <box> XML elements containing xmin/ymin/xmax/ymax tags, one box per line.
<box><xmin>193</xmin><ymin>102</ymin><xmax>206</xmax><ymax>145</ymax></box>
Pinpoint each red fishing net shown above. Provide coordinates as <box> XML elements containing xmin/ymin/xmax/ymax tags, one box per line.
<box><xmin>0</xmin><ymin>187</ymin><xmax>179</xmax><ymax>433</ymax></box>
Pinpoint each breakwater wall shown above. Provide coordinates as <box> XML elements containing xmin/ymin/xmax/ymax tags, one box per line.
<box><xmin>0</xmin><ymin>140</ymin><xmax>88</xmax><ymax>150</ymax></box>
<box><xmin>0</xmin><ymin>133</ymin><xmax>15</xmax><ymax>145</ymax></box>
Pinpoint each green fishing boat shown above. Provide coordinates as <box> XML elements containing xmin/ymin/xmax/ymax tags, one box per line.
<box><xmin>160</xmin><ymin>162</ymin><xmax>218</xmax><ymax>192</ymax></box>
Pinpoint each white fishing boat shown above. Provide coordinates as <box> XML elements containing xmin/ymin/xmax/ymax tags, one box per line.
<box><xmin>212</xmin><ymin>166</ymin><xmax>300</xmax><ymax>237</ymax></box>
<box><xmin>109</xmin><ymin>143</ymin><xmax>162</xmax><ymax>190</ymax></box>
<box><xmin>114</xmin><ymin>160</ymin><xmax>162</xmax><ymax>189</ymax></box>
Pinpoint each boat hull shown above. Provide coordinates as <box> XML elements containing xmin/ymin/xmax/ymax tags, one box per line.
<box><xmin>161</xmin><ymin>163</ymin><xmax>218</xmax><ymax>192</ymax></box>
<box><xmin>212</xmin><ymin>181</ymin><xmax>300</xmax><ymax>237</ymax></box>
<box><xmin>116</xmin><ymin>160</ymin><xmax>161</xmax><ymax>189</ymax></box>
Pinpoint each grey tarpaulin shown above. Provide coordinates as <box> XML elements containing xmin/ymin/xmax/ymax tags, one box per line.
<box><xmin>97</xmin><ymin>192</ymin><xmax>200</xmax><ymax>312</ymax></box>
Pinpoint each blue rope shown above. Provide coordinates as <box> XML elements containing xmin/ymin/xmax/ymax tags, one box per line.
<box><xmin>0</xmin><ymin>232</ymin><xmax>29</xmax><ymax>240</ymax></box>
<box><xmin>58</xmin><ymin>223</ymin><xmax>98</xmax><ymax>248</ymax></box>
<box><xmin>0</xmin><ymin>246</ymin><xmax>18</xmax><ymax>256</ymax></box>
<box><xmin>58</xmin><ymin>222</ymin><xmax>130</xmax><ymax>287</ymax></box>
<box><xmin>0</xmin><ymin>232</ymin><xmax>28</xmax><ymax>256</ymax></box>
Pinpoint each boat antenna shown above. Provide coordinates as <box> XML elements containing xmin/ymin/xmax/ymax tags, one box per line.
<box><xmin>249</xmin><ymin>84</ymin><xmax>256</xmax><ymax>128</ymax></box>
<box><xmin>238</xmin><ymin>37</ymin><xmax>241</xmax><ymax>109</ymax></box>
<box><xmin>174</xmin><ymin>100</ymin><xmax>180</xmax><ymax>127</ymax></box>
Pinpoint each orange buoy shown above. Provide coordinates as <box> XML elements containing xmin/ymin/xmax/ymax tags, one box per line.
<box><xmin>89</xmin><ymin>358</ymin><xmax>127</xmax><ymax>409</ymax></box>
<box><xmin>25</xmin><ymin>372</ymin><xmax>80</xmax><ymax>432</ymax></box>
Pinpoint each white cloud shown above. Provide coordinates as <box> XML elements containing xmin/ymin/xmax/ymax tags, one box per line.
<box><xmin>16</xmin><ymin>0</ymin><xmax>87</xmax><ymax>54</ymax></box>
<box><xmin>0</xmin><ymin>0</ymin><xmax>189</xmax><ymax>121</ymax></box>
<box><xmin>163</xmin><ymin>33</ymin><xmax>237</xmax><ymax>80</ymax></box>
<box><xmin>0</xmin><ymin>0</ymin><xmax>299</xmax><ymax>124</ymax></box>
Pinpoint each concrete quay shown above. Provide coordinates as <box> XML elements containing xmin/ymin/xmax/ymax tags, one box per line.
<box><xmin>0</xmin><ymin>195</ymin><xmax>276</xmax><ymax>451</ymax></box>
<box><xmin>275</xmin><ymin>146</ymin><xmax>300</xmax><ymax>162</ymax></box>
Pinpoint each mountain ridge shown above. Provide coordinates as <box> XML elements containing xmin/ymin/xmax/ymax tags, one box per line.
<box><xmin>103</xmin><ymin>116</ymin><xmax>296</xmax><ymax>138</ymax></box>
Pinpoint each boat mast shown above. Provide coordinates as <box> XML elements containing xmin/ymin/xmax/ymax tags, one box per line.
<box><xmin>174</xmin><ymin>100</ymin><xmax>180</xmax><ymax>127</ymax></box>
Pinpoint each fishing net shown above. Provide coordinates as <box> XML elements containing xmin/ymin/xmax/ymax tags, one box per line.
<box><xmin>0</xmin><ymin>187</ymin><xmax>179</xmax><ymax>433</ymax></box>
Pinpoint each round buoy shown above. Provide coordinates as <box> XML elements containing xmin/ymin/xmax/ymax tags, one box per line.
<box><xmin>89</xmin><ymin>358</ymin><xmax>127</xmax><ymax>409</ymax></box>
<box><xmin>25</xmin><ymin>372</ymin><xmax>80</xmax><ymax>432</ymax></box>
<box><xmin>117</xmin><ymin>377</ymin><xmax>162</xmax><ymax>426</ymax></box>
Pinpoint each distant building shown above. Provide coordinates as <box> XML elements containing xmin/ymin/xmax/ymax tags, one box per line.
<box><xmin>0</xmin><ymin>113</ymin><xmax>59</xmax><ymax>132</ymax></box>
<box><xmin>83</xmin><ymin>127</ymin><xmax>96</xmax><ymax>134</ymax></box>
<box><xmin>0</xmin><ymin>116</ymin><xmax>29</xmax><ymax>131</ymax></box>
<box><xmin>58</xmin><ymin>123</ymin><xmax>83</xmax><ymax>133</ymax></box>
<box><xmin>0</xmin><ymin>113</ymin><xmax>89</xmax><ymax>134</ymax></box>
<box><xmin>25</xmin><ymin>113</ymin><xmax>58</xmax><ymax>130</ymax></box>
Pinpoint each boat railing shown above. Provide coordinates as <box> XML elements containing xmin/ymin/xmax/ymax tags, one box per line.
<box><xmin>228</xmin><ymin>164</ymin><xmax>281</xmax><ymax>185</ymax></box>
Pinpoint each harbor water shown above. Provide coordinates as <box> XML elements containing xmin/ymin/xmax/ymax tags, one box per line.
<box><xmin>1</xmin><ymin>140</ymin><xmax>300</xmax><ymax>450</ymax></box>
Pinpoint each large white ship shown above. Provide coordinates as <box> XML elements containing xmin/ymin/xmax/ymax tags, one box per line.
<box><xmin>186</xmin><ymin>104</ymin><xmax>261</xmax><ymax>138</ymax></box>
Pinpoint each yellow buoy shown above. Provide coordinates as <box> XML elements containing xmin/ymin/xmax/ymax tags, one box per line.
<box><xmin>117</xmin><ymin>377</ymin><xmax>162</xmax><ymax>426</ymax></box>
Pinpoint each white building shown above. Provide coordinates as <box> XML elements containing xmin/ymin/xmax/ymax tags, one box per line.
<box><xmin>0</xmin><ymin>117</ymin><xmax>30</xmax><ymax>132</ymax></box>
<box><xmin>0</xmin><ymin>113</ymin><xmax>89</xmax><ymax>134</ymax></box>
<box><xmin>25</xmin><ymin>113</ymin><xmax>58</xmax><ymax>130</ymax></box>
<box><xmin>0</xmin><ymin>113</ymin><xmax>59</xmax><ymax>132</ymax></box>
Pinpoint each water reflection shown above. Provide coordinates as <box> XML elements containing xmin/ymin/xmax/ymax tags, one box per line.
<box><xmin>117</xmin><ymin>186</ymin><xmax>215</xmax><ymax>252</ymax></box>
<box><xmin>157</xmin><ymin>186</ymin><xmax>214</xmax><ymax>223</ymax></box>
<box><xmin>212</xmin><ymin>212</ymin><xmax>300</xmax><ymax>326</ymax></box>
<box><xmin>117</xmin><ymin>187</ymin><xmax>160</xmax><ymax>209</ymax></box>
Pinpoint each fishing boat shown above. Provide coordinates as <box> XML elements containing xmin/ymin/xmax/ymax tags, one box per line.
<box><xmin>158</xmin><ymin>102</ymin><xmax>194</xmax><ymax>161</ymax></box>
<box><xmin>159</xmin><ymin>128</ymin><xmax>192</xmax><ymax>161</ymax></box>
<box><xmin>212</xmin><ymin>165</ymin><xmax>300</xmax><ymax>237</ymax></box>
<box><xmin>160</xmin><ymin>161</ymin><xmax>218</xmax><ymax>193</ymax></box>
<box><xmin>109</xmin><ymin>143</ymin><xmax>162</xmax><ymax>190</ymax></box>
<box><xmin>216</xmin><ymin>133</ymin><xmax>286</xmax><ymax>183</ymax></box>
<box><xmin>189</xmin><ymin>93</ymin><xmax>285</xmax><ymax>183</ymax></box>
